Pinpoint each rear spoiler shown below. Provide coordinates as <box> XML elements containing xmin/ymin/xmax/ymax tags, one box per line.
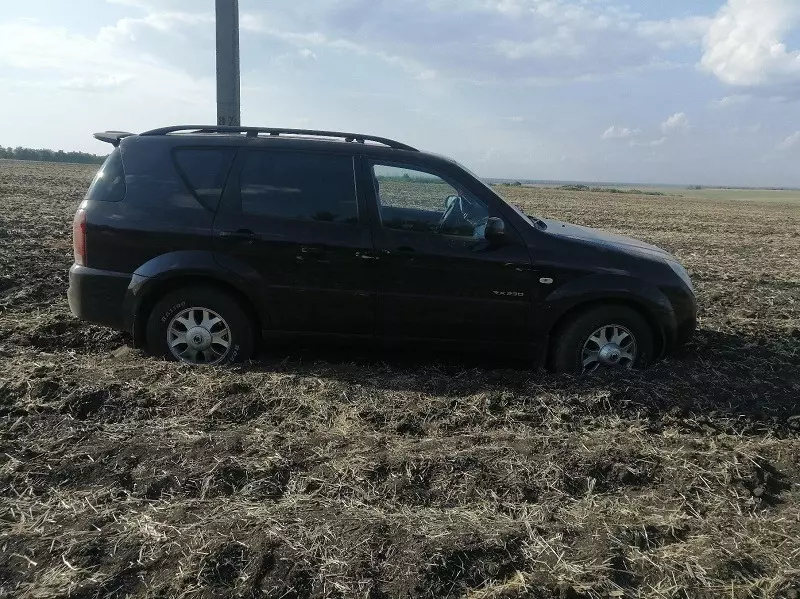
<box><xmin>93</xmin><ymin>131</ymin><xmax>135</xmax><ymax>147</ymax></box>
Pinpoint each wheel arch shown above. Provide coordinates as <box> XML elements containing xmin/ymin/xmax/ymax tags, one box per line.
<box><xmin>546</xmin><ymin>298</ymin><xmax>666</xmax><ymax>364</ymax></box>
<box><xmin>132</xmin><ymin>275</ymin><xmax>262</xmax><ymax>348</ymax></box>
<box><xmin>540</xmin><ymin>274</ymin><xmax>677</xmax><ymax>364</ymax></box>
<box><xmin>123</xmin><ymin>251</ymin><xmax>266</xmax><ymax>348</ymax></box>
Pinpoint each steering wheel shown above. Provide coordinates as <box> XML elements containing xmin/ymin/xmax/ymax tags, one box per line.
<box><xmin>460</xmin><ymin>195</ymin><xmax>490</xmax><ymax>228</ymax></box>
<box><xmin>436</xmin><ymin>195</ymin><xmax>488</xmax><ymax>236</ymax></box>
<box><xmin>435</xmin><ymin>196</ymin><xmax>461</xmax><ymax>233</ymax></box>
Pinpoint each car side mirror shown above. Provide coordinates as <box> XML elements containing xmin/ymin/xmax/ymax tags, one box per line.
<box><xmin>444</xmin><ymin>195</ymin><xmax>459</xmax><ymax>209</ymax></box>
<box><xmin>485</xmin><ymin>217</ymin><xmax>505</xmax><ymax>243</ymax></box>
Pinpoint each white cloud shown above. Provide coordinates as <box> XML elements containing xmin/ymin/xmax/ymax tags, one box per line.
<box><xmin>602</xmin><ymin>126</ymin><xmax>640</xmax><ymax>140</ymax></box>
<box><xmin>733</xmin><ymin>123</ymin><xmax>762</xmax><ymax>134</ymax></box>
<box><xmin>105</xmin><ymin>0</ymin><xmax>150</xmax><ymax>7</ymax></box>
<box><xmin>0</xmin><ymin>23</ymin><xmax>99</xmax><ymax>71</ymax></box>
<box><xmin>105</xmin><ymin>0</ymin><xmax>199</xmax><ymax>9</ymax></box>
<box><xmin>243</xmin><ymin>0</ymin><xmax>720</xmax><ymax>84</ymax></box>
<box><xmin>637</xmin><ymin>16</ymin><xmax>711</xmax><ymax>48</ymax></box>
<box><xmin>0</xmin><ymin>19</ymin><xmax>214</xmax><ymax>133</ymax></box>
<box><xmin>630</xmin><ymin>137</ymin><xmax>667</xmax><ymax>148</ymax></box>
<box><xmin>241</xmin><ymin>14</ymin><xmax>436</xmax><ymax>80</ymax></box>
<box><xmin>700</xmin><ymin>0</ymin><xmax>800</xmax><ymax>87</ymax></box>
<box><xmin>661</xmin><ymin>112</ymin><xmax>689</xmax><ymax>133</ymax></box>
<box><xmin>778</xmin><ymin>131</ymin><xmax>800</xmax><ymax>150</ymax></box>
<box><xmin>0</xmin><ymin>20</ymin><xmax>195</xmax><ymax>86</ymax></box>
<box><xmin>60</xmin><ymin>74</ymin><xmax>135</xmax><ymax>91</ymax></box>
<box><xmin>713</xmin><ymin>94</ymin><xmax>752</xmax><ymax>108</ymax></box>
<box><xmin>98</xmin><ymin>11</ymin><xmax>213</xmax><ymax>43</ymax></box>
<box><xmin>3</xmin><ymin>0</ymin><xmax>800</xmax><ymax>187</ymax></box>
<box><xmin>271</xmin><ymin>47</ymin><xmax>321</xmax><ymax>70</ymax></box>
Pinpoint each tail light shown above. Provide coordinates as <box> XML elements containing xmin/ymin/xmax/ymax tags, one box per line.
<box><xmin>73</xmin><ymin>209</ymin><xmax>87</xmax><ymax>266</ymax></box>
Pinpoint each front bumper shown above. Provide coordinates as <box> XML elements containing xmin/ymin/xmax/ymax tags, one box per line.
<box><xmin>663</xmin><ymin>285</ymin><xmax>697</xmax><ymax>352</ymax></box>
<box><xmin>68</xmin><ymin>264</ymin><xmax>131</xmax><ymax>332</ymax></box>
<box><xmin>676</xmin><ymin>312</ymin><xmax>697</xmax><ymax>347</ymax></box>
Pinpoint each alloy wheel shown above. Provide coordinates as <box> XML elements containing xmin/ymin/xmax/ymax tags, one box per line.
<box><xmin>581</xmin><ymin>324</ymin><xmax>637</xmax><ymax>373</ymax></box>
<box><xmin>166</xmin><ymin>307</ymin><xmax>231</xmax><ymax>365</ymax></box>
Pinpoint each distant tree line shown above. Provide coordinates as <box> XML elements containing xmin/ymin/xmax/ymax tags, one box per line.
<box><xmin>559</xmin><ymin>184</ymin><xmax>666</xmax><ymax>196</ymax></box>
<box><xmin>0</xmin><ymin>145</ymin><xmax>107</xmax><ymax>165</ymax></box>
<box><xmin>377</xmin><ymin>174</ymin><xmax>441</xmax><ymax>183</ymax></box>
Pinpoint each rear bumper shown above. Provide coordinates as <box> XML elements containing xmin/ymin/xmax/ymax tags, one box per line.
<box><xmin>68</xmin><ymin>264</ymin><xmax>131</xmax><ymax>332</ymax></box>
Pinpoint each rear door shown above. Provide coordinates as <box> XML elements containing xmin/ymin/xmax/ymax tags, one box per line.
<box><xmin>363</xmin><ymin>160</ymin><xmax>533</xmax><ymax>344</ymax></box>
<box><xmin>212</xmin><ymin>148</ymin><xmax>376</xmax><ymax>336</ymax></box>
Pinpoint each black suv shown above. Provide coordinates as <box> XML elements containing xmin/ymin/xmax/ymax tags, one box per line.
<box><xmin>69</xmin><ymin>125</ymin><xmax>696</xmax><ymax>373</ymax></box>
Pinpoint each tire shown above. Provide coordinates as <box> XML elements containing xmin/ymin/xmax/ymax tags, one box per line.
<box><xmin>550</xmin><ymin>305</ymin><xmax>654</xmax><ymax>374</ymax></box>
<box><xmin>145</xmin><ymin>286</ymin><xmax>255</xmax><ymax>365</ymax></box>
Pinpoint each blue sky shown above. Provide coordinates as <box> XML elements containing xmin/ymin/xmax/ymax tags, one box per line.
<box><xmin>2</xmin><ymin>0</ymin><xmax>800</xmax><ymax>186</ymax></box>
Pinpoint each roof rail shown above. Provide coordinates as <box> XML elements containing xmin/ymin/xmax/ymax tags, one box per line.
<box><xmin>93</xmin><ymin>131</ymin><xmax>135</xmax><ymax>147</ymax></box>
<box><xmin>138</xmin><ymin>125</ymin><xmax>418</xmax><ymax>152</ymax></box>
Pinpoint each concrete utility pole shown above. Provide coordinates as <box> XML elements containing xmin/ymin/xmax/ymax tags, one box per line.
<box><xmin>215</xmin><ymin>0</ymin><xmax>241</xmax><ymax>126</ymax></box>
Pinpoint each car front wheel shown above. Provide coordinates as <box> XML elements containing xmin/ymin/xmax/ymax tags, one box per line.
<box><xmin>550</xmin><ymin>305</ymin><xmax>654</xmax><ymax>374</ymax></box>
<box><xmin>146</xmin><ymin>286</ymin><xmax>254</xmax><ymax>365</ymax></box>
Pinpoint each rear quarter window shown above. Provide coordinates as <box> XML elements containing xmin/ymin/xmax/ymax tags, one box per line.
<box><xmin>173</xmin><ymin>148</ymin><xmax>235</xmax><ymax>211</ymax></box>
<box><xmin>85</xmin><ymin>148</ymin><xmax>126</xmax><ymax>202</ymax></box>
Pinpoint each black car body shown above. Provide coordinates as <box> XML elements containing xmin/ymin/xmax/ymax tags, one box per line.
<box><xmin>69</xmin><ymin>125</ymin><xmax>696</xmax><ymax>371</ymax></box>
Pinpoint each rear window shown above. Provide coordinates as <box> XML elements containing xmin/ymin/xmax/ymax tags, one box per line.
<box><xmin>239</xmin><ymin>151</ymin><xmax>357</xmax><ymax>224</ymax></box>
<box><xmin>173</xmin><ymin>148</ymin><xmax>234</xmax><ymax>211</ymax></box>
<box><xmin>85</xmin><ymin>148</ymin><xmax>126</xmax><ymax>202</ymax></box>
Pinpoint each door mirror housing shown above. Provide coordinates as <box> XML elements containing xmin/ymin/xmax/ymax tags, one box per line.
<box><xmin>485</xmin><ymin>217</ymin><xmax>505</xmax><ymax>243</ymax></box>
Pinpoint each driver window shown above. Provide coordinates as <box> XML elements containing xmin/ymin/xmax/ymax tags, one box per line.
<box><xmin>372</xmin><ymin>164</ymin><xmax>488</xmax><ymax>238</ymax></box>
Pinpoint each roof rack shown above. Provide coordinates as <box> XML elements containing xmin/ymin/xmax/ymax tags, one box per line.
<box><xmin>138</xmin><ymin>125</ymin><xmax>418</xmax><ymax>152</ymax></box>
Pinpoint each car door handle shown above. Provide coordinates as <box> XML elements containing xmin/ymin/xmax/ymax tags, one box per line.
<box><xmin>355</xmin><ymin>252</ymin><xmax>379</xmax><ymax>260</ymax></box>
<box><xmin>298</xmin><ymin>246</ymin><xmax>330</xmax><ymax>263</ymax></box>
<box><xmin>218</xmin><ymin>228</ymin><xmax>259</xmax><ymax>240</ymax></box>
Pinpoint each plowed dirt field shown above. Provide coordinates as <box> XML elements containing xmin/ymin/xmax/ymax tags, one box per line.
<box><xmin>1</xmin><ymin>160</ymin><xmax>799</xmax><ymax>598</ymax></box>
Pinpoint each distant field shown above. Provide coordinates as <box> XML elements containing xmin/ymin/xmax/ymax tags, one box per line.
<box><xmin>654</xmin><ymin>187</ymin><xmax>800</xmax><ymax>203</ymax></box>
<box><xmin>1</xmin><ymin>161</ymin><xmax>799</xmax><ymax>599</ymax></box>
<box><xmin>517</xmin><ymin>183</ymin><xmax>800</xmax><ymax>204</ymax></box>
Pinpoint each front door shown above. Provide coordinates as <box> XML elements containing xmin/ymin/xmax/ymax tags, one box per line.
<box><xmin>213</xmin><ymin>148</ymin><xmax>376</xmax><ymax>336</ymax></box>
<box><xmin>365</xmin><ymin>161</ymin><xmax>533</xmax><ymax>344</ymax></box>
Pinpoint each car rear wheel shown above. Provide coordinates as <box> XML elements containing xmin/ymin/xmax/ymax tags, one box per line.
<box><xmin>550</xmin><ymin>305</ymin><xmax>653</xmax><ymax>374</ymax></box>
<box><xmin>146</xmin><ymin>286</ymin><xmax>254</xmax><ymax>365</ymax></box>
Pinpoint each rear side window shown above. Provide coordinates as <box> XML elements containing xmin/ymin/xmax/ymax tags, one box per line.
<box><xmin>239</xmin><ymin>151</ymin><xmax>357</xmax><ymax>224</ymax></box>
<box><xmin>173</xmin><ymin>148</ymin><xmax>234</xmax><ymax>211</ymax></box>
<box><xmin>85</xmin><ymin>148</ymin><xmax>126</xmax><ymax>202</ymax></box>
